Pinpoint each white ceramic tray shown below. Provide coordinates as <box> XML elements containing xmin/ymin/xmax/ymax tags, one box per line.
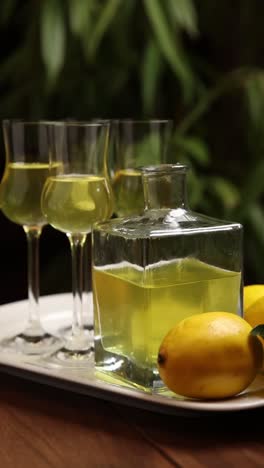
<box><xmin>0</xmin><ymin>293</ymin><xmax>264</xmax><ymax>416</ymax></box>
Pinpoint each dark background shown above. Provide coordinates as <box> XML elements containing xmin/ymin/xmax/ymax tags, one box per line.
<box><xmin>0</xmin><ymin>0</ymin><xmax>264</xmax><ymax>304</ymax></box>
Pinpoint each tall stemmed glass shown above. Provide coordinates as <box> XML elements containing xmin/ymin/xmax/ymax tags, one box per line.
<box><xmin>0</xmin><ymin>120</ymin><xmax>61</xmax><ymax>354</ymax></box>
<box><xmin>41</xmin><ymin>122</ymin><xmax>113</xmax><ymax>366</ymax></box>
<box><xmin>111</xmin><ymin>120</ymin><xmax>172</xmax><ymax>217</ymax></box>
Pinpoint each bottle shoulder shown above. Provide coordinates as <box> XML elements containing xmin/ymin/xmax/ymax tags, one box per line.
<box><xmin>94</xmin><ymin>208</ymin><xmax>243</xmax><ymax>239</ymax></box>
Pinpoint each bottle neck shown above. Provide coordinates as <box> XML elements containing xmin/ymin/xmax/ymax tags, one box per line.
<box><xmin>142</xmin><ymin>170</ymin><xmax>188</xmax><ymax>210</ymax></box>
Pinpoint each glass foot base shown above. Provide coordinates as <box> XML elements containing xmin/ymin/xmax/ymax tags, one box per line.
<box><xmin>45</xmin><ymin>346</ymin><xmax>94</xmax><ymax>369</ymax></box>
<box><xmin>0</xmin><ymin>332</ymin><xmax>61</xmax><ymax>356</ymax></box>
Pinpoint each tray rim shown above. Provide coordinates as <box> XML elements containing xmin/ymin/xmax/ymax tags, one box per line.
<box><xmin>0</xmin><ymin>293</ymin><xmax>264</xmax><ymax>416</ymax></box>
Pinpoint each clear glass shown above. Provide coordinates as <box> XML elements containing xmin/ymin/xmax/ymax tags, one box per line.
<box><xmin>41</xmin><ymin>122</ymin><xmax>113</xmax><ymax>366</ymax></box>
<box><xmin>110</xmin><ymin>120</ymin><xmax>172</xmax><ymax>217</ymax></box>
<box><xmin>0</xmin><ymin>120</ymin><xmax>61</xmax><ymax>354</ymax></box>
<box><xmin>92</xmin><ymin>164</ymin><xmax>243</xmax><ymax>393</ymax></box>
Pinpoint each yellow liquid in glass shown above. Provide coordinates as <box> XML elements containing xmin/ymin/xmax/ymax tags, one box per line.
<box><xmin>42</xmin><ymin>174</ymin><xmax>113</xmax><ymax>233</ymax></box>
<box><xmin>0</xmin><ymin>162</ymin><xmax>50</xmax><ymax>226</ymax></box>
<box><xmin>112</xmin><ymin>168</ymin><xmax>144</xmax><ymax>217</ymax></box>
<box><xmin>94</xmin><ymin>258</ymin><xmax>241</xmax><ymax>388</ymax></box>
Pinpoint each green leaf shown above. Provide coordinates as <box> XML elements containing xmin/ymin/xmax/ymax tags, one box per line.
<box><xmin>88</xmin><ymin>0</ymin><xmax>121</xmax><ymax>57</ymax></box>
<box><xmin>142</xmin><ymin>40</ymin><xmax>163</xmax><ymax>115</ymax></box>
<box><xmin>241</xmin><ymin>160</ymin><xmax>264</xmax><ymax>205</ymax></box>
<box><xmin>68</xmin><ymin>0</ymin><xmax>93</xmax><ymax>38</ymax></box>
<box><xmin>247</xmin><ymin>203</ymin><xmax>264</xmax><ymax>247</ymax></box>
<box><xmin>143</xmin><ymin>0</ymin><xmax>194</xmax><ymax>102</ymax></box>
<box><xmin>173</xmin><ymin>135</ymin><xmax>210</xmax><ymax>166</ymax></box>
<box><xmin>41</xmin><ymin>0</ymin><xmax>65</xmax><ymax>87</ymax></box>
<box><xmin>250</xmin><ymin>324</ymin><xmax>264</xmax><ymax>338</ymax></box>
<box><xmin>187</xmin><ymin>170</ymin><xmax>205</xmax><ymax>208</ymax></box>
<box><xmin>176</xmin><ymin>68</ymin><xmax>255</xmax><ymax>135</ymax></box>
<box><xmin>244</xmin><ymin>72</ymin><xmax>264</xmax><ymax>129</ymax></box>
<box><xmin>167</xmin><ymin>0</ymin><xmax>198</xmax><ymax>37</ymax></box>
<box><xmin>209</xmin><ymin>177</ymin><xmax>240</xmax><ymax>211</ymax></box>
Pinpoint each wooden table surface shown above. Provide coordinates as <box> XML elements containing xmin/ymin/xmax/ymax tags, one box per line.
<box><xmin>0</xmin><ymin>373</ymin><xmax>263</xmax><ymax>467</ymax></box>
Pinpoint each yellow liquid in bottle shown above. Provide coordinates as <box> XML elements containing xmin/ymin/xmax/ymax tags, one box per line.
<box><xmin>93</xmin><ymin>258</ymin><xmax>241</xmax><ymax>389</ymax></box>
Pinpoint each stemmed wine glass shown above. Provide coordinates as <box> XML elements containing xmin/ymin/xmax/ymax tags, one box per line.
<box><xmin>41</xmin><ymin>121</ymin><xmax>113</xmax><ymax>366</ymax></box>
<box><xmin>111</xmin><ymin>120</ymin><xmax>172</xmax><ymax>217</ymax></box>
<box><xmin>0</xmin><ymin>120</ymin><xmax>61</xmax><ymax>354</ymax></box>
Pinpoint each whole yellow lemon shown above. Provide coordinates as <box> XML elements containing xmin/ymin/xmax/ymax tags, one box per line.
<box><xmin>244</xmin><ymin>284</ymin><xmax>264</xmax><ymax>311</ymax></box>
<box><xmin>244</xmin><ymin>296</ymin><xmax>264</xmax><ymax>330</ymax></box>
<box><xmin>244</xmin><ymin>285</ymin><xmax>264</xmax><ymax>348</ymax></box>
<box><xmin>158</xmin><ymin>312</ymin><xmax>263</xmax><ymax>400</ymax></box>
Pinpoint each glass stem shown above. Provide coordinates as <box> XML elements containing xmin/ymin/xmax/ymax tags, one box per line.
<box><xmin>23</xmin><ymin>225</ymin><xmax>43</xmax><ymax>336</ymax></box>
<box><xmin>67</xmin><ymin>233</ymin><xmax>87</xmax><ymax>345</ymax></box>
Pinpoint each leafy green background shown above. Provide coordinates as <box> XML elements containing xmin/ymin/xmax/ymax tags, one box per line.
<box><xmin>0</xmin><ymin>0</ymin><xmax>264</xmax><ymax>301</ymax></box>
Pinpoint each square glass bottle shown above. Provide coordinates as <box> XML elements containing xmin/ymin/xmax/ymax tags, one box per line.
<box><xmin>92</xmin><ymin>164</ymin><xmax>243</xmax><ymax>393</ymax></box>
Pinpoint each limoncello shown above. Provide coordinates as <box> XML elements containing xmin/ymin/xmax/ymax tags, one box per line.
<box><xmin>93</xmin><ymin>258</ymin><xmax>241</xmax><ymax>391</ymax></box>
<box><xmin>0</xmin><ymin>162</ymin><xmax>51</xmax><ymax>226</ymax></box>
<box><xmin>112</xmin><ymin>168</ymin><xmax>144</xmax><ymax>217</ymax></box>
<box><xmin>42</xmin><ymin>174</ymin><xmax>113</xmax><ymax>233</ymax></box>
<box><xmin>93</xmin><ymin>163</ymin><xmax>243</xmax><ymax>392</ymax></box>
